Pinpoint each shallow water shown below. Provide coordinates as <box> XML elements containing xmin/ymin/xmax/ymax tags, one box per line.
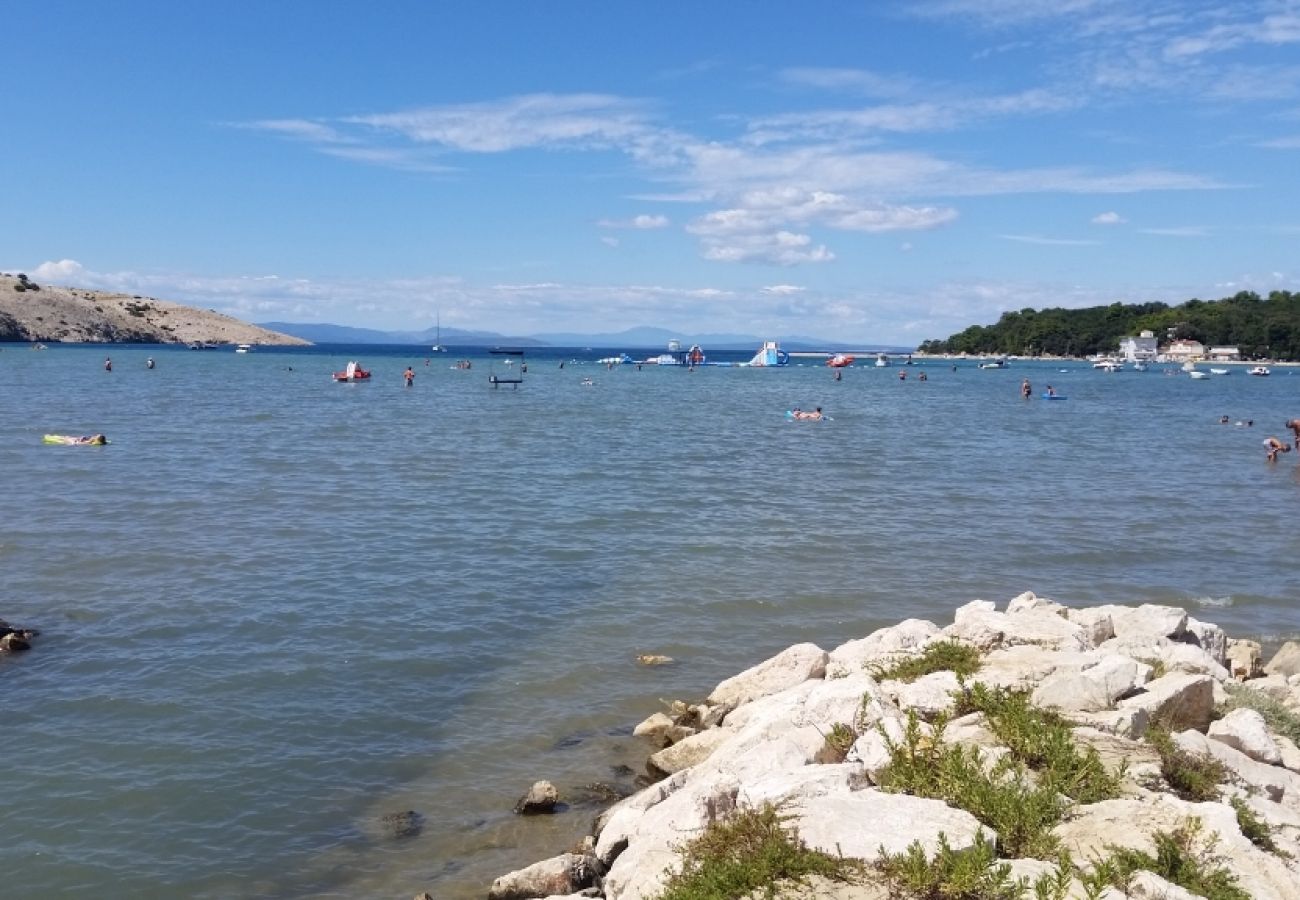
<box><xmin>2</xmin><ymin>344</ymin><xmax>1298</xmax><ymax>898</ymax></box>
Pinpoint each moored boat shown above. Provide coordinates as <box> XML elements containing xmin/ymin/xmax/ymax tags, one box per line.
<box><xmin>332</xmin><ymin>361</ymin><xmax>372</xmax><ymax>382</ymax></box>
<box><xmin>1249</xmin><ymin>366</ymin><xmax>1271</xmax><ymax>377</ymax></box>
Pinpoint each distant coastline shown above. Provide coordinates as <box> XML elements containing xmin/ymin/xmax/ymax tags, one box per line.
<box><xmin>0</xmin><ymin>273</ymin><xmax>309</xmax><ymax>346</ymax></box>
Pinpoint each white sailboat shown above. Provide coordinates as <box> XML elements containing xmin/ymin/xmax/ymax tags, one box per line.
<box><xmin>431</xmin><ymin>312</ymin><xmax>446</xmax><ymax>352</ymax></box>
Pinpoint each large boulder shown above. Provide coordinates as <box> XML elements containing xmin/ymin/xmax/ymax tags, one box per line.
<box><xmin>646</xmin><ymin>728</ymin><xmax>731</xmax><ymax>776</ymax></box>
<box><xmin>825</xmin><ymin>619</ymin><xmax>939</xmax><ymax>678</ymax></box>
<box><xmin>1065</xmin><ymin>608</ymin><xmax>1116</xmax><ymax>648</ymax></box>
<box><xmin>1116</xmin><ymin>673</ymin><xmax>1214</xmax><ymax>732</ymax></box>
<box><xmin>1103</xmin><ymin>604</ymin><xmax>1189</xmax><ymax>642</ymax></box>
<box><xmin>1226</xmin><ymin>639</ymin><xmax>1263</xmax><ymax>681</ymax></box>
<box><xmin>1266</xmin><ymin>641</ymin><xmax>1300</xmax><ymax>678</ymax></box>
<box><xmin>943</xmin><ymin>607</ymin><xmax>1088</xmax><ymax>654</ymax></box>
<box><xmin>788</xmin><ymin>789</ymin><xmax>987</xmax><ymax>861</ymax></box>
<box><xmin>1208</xmin><ymin>708</ymin><xmax>1283</xmax><ymax>765</ymax></box>
<box><xmin>1031</xmin><ymin>654</ymin><xmax>1151</xmax><ymax>713</ymax></box>
<box><xmin>488</xmin><ymin>853</ymin><xmax>591</xmax><ymax>900</ymax></box>
<box><xmin>707</xmin><ymin>643</ymin><xmax>828</xmax><ymax>708</ymax></box>
<box><xmin>1184</xmin><ymin>616</ymin><xmax>1228</xmax><ymax>666</ymax></box>
<box><xmin>1172</xmin><ymin>729</ymin><xmax>1297</xmax><ymax>802</ymax></box>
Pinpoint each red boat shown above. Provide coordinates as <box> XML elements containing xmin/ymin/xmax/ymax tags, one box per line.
<box><xmin>826</xmin><ymin>353</ymin><xmax>855</xmax><ymax>368</ymax></box>
<box><xmin>332</xmin><ymin>362</ymin><xmax>372</xmax><ymax>382</ymax></box>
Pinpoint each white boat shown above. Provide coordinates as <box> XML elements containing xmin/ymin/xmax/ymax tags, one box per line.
<box><xmin>1091</xmin><ymin>356</ymin><xmax>1122</xmax><ymax>370</ymax></box>
<box><xmin>235</xmin><ymin>343</ymin><xmax>251</xmax><ymax>353</ymax></box>
<box><xmin>1188</xmin><ymin>371</ymin><xmax>1209</xmax><ymax>380</ymax></box>
<box><xmin>1209</xmin><ymin>368</ymin><xmax>1229</xmax><ymax>376</ymax></box>
<box><xmin>978</xmin><ymin>358</ymin><xmax>1008</xmax><ymax>369</ymax></box>
<box><xmin>1181</xmin><ymin>360</ymin><xmax>1197</xmax><ymax>373</ymax></box>
<box><xmin>597</xmin><ymin>353</ymin><xmax>634</xmax><ymax>365</ymax></box>
<box><xmin>1132</xmin><ymin>362</ymin><xmax>1148</xmax><ymax>372</ymax></box>
<box><xmin>1249</xmin><ymin>366</ymin><xmax>1271</xmax><ymax>377</ymax></box>
<box><xmin>874</xmin><ymin>353</ymin><xmax>890</xmax><ymax>368</ymax></box>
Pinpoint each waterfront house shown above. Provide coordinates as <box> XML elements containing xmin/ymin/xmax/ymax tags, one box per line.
<box><xmin>1118</xmin><ymin>330</ymin><xmax>1159</xmax><ymax>362</ymax></box>
<box><xmin>1207</xmin><ymin>346</ymin><xmax>1241</xmax><ymax>361</ymax></box>
<box><xmin>1162</xmin><ymin>339</ymin><xmax>1205</xmax><ymax>362</ymax></box>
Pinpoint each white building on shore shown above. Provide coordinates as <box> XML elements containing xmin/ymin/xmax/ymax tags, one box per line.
<box><xmin>1163</xmin><ymin>339</ymin><xmax>1205</xmax><ymax>361</ymax></box>
<box><xmin>1118</xmin><ymin>330</ymin><xmax>1159</xmax><ymax>362</ymax></box>
<box><xmin>1207</xmin><ymin>345</ymin><xmax>1241</xmax><ymax>361</ymax></box>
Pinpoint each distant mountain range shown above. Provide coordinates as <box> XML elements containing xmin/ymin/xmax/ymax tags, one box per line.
<box><xmin>259</xmin><ymin>321</ymin><xmax>912</xmax><ymax>352</ymax></box>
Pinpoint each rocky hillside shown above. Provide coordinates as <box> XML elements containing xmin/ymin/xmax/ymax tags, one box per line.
<box><xmin>0</xmin><ymin>272</ymin><xmax>309</xmax><ymax>345</ymax></box>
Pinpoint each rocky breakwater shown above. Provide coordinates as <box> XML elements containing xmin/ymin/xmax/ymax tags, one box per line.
<box><xmin>485</xmin><ymin>593</ymin><xmax>1300</xmax><ymax>900</ymax></box>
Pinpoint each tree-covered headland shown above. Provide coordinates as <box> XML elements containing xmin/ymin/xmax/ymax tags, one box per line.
<box><xmin>919</xmin><ymin>291</ymin><xmax>1300</xmax><ymax>360</ymax></box>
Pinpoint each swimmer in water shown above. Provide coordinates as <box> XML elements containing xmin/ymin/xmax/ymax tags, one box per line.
<box><xmin>1264</xmin><ymin>436</ymin><xmax>1291</xmax><ymax>462</ymax></box>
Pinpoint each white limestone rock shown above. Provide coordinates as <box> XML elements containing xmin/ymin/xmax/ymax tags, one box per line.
<box><xmin>944</xmin><ymin>607</ymin><xmax>1089</xmax><ymax>654</ymax></box>
<box><xmin>953</xmin><ymin>599</ymin><xmax>996</xmax><ymax>620</ymax></box>
<box><xmin>788</xmin><ymin>789</ymin><xmax>987</xmax><ymax>861</ymax></box>
<box><xmin>971</xmin><ymin>645</ymin><xmax>1092</xmax><ymax>691</ymax></box>
<box><xmin>1104</xmin><ymin>603</ymin><xmax>1189</xmax><ymax>642</ymax></box>
<box><xmin>1031</xmin><ymin>654</ymin><xmax>1151</xmax><ymax>713</ymax></box>
<box><xmin>847</xmin><ymin>715</ymin><xmax>908</xmax><ymax>782</ymax></box>
<box><xmin>1266</xmin><ymin>641</ymin><xmax>1300</xmax><ymax>678</ymax></box>
<box><xmin>646</xmin><ymin>727</ymin><xmax>731</xmax><ymax>775</ymax></box>
<box><xmin>1071</xmin><ymin>707</ymin><xmax>1151</xmax><ymax>740</ymax></box>
<box><xmin>488</xmin><ymin>853</ymin><xmax>589</xmax><ymax>900</ymax></box>
<box><xmin>1065</xmin><ymin>608</ymin><xmax>1116</xmax><ymax>648</ymax></box>
<box><xmin>1005</xmin><ymin>591</ymin><xmax>1066</xmax><ymax>616</ymax></box>
<box><xmin>707</xmin><ymin>642</ymin><xmax>828</xmax><ymax>708</ymax></box>
<box><xmin>632</xmin><ymin>712</ymin><xmax>674</xmax><ymax>743</ymax></box>
<box><xmin>881</xmin><ymin>669</ymin><xmax>961</xmax><ymax>719</ymax></box>
<box><xmin>1172</xmin><ymin>729</ymin><xmax>1293</xmax><ymax>802</ymax></box>
<box><xmin>1208</xmin><ymin>707</ymin><xmax>1283</xmax><ymax>764</ymax></box>
<box><xmin>825</xmin><ymin>619</ymin><xmax>940</xmax><ymax>679</ymax></box>
<box><xmin>1276</xmin><ymin>735</ymin><xmax>1300</xmax><ymax>773</ymax></box>
<box><xmin>1185</xmin><ymin>616</ymin><xmax>1228</xmax><ymax>666</ymax></box>
<box><xmin>1116</xmin><ymin>673</ymin><xmax>1215</xmax><ymax>732</ymax></box>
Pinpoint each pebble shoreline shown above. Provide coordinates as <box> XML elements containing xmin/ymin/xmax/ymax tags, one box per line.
<box><xmin>471</xmin><ymin>591</ymin><xmax>1300</xmax><ymax>900</ymax></box>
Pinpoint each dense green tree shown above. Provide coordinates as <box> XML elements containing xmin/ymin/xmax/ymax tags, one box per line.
<box><xmin>921</xmin><ymin>292</ymin><xmax>1300</xmax><ymax>360</ymax></box>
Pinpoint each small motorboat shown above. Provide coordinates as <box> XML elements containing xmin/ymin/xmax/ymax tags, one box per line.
<box><xmin>1209</xmin><ymin>368</ymin><xmax>1230</xmax><ymax>376</ymax></box>
<box><xmin>333</xmin><ymin>361</ymin><xmax>372</xmax><ymax>382</ymax></box>
<box><xmin>978</xmin><ymin>358</ymin><xmax>1008</xmax><ymax>369</ymax></box>
<box><xmin>1249</xmin><ymin>366</ymin><xmax>1271</xmax><ymax>377</ymax></box>
<box><xmin>826</xmin><ymin>353</ymin><xmax>855</xmax><ymax>368</ymax></box>
<box><xmin>874</xmin><ymin>353</ymin><xmax>890</xmax><ymax>368</ymax></box>
<box><xmin>1188</xmin><ymin>371</ymin><xmax>1210</xmax><ymax>380</ymax></box>
<box><xmin>235</xmin><ymin>343</ymin><xmax>252</xmax><ymax>353</ymax></box>
<box><xmin>1132</xmin><ymin>362</ymin><xmax>1148</xmax><ymax>372</ymax></box>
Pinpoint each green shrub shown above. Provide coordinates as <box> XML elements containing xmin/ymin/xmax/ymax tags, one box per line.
<box><xmin>814</xmin><ymin>722</ymin><xmax>856</xmax><ymax>764</ymax></box>
<box><xmin>953</xmin><ymin>683</ymin><xmax>1123</xmax><ymax>804</ymax></box>
<box><xmin>1145</xmin><ymin>727</ymin><xmax>1226</xmax><ymax>801</ymax></box>
<box><xmin>875</xmin><ymin>832</ymin><xmax>1059</xmax><ymax>899</ymax></box>
<box><xmin>873</xmin><ymin>641</ymin><xmax>983</xmax><ymax>683</ymax></box>
<box><xmin>876</xmin><ymin>711</ymin><xmax>1065</xmax><ymax>859</ymax></box>
<box><xmin>656</xmin><ymin>804</ymin><xmax>861</xmax><ymax>900</ymax></box>
<box><xmin>1100</xmin><ymin>818</ymin><xmax>1249</xmax><ymax>900</ymax></box>
<box><xmin>1230</xmin><ymin>796</ymin><xmax>1278</xmax><ymax>853</ymax></box>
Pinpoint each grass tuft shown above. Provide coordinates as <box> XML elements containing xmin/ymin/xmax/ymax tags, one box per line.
<box><xmin>875</xmin><ymin>832</ymin><xmax>1048</xmax><ymax>899</ymax></box>
<box><xmin>872</xmin><ymin>641</ymin><xmax>983</xmax><ymax>684</ymax></box>
<box><xmin>656</xmin><ymin>804</ymin><xmax>860</xmax><ymax>900</ymax></box>
<box><xmin>813</xmin><ymin>722</ymin><xmax>857</xmax><ymax>764</ymax></box>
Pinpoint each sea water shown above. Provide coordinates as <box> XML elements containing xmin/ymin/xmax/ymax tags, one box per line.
<box><xmin>2</xmin><ymin>344</ymin><xmax>1298</xmax><ymax>898</ymax></box>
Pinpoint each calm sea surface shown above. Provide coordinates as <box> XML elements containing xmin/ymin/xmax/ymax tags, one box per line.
<box><xmin>3</xmin><ymin>343</ymin><xmax>1299</xmax><ymax>898</ymax></box>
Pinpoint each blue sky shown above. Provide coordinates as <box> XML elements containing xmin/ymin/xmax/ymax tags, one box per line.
<box><xmin>5</xmin><ymin>1</ymin><xmax>1299</xmax><ymax>343</ymax></box>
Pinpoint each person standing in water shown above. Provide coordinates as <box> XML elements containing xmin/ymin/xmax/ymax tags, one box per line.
<box><xmin>146</xmin><ymin>357</ymin><xmax>155</xmax><ymax>369</ymax></box>
<box><xmin>404</xmin><ymin>366</ymin><xmax>415</xmax><ymax>387</ymax></box>
<box><xmin>1286</xmin><ymin>419</ymin><xmax>1300</xmax><ymax>450</ymax></box>
<box><xmin>1021</xmin><ymin>378</ymin><xmax>1032</xmax><ymax>399</ymax></box>
<box><xmin>104</xmin><ymin>357</ymin><xmax>112</xmax><ymax>372</ymax></box>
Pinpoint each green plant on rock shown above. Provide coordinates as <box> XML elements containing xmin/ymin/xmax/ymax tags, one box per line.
<box><xmin>1229</xmin><ymin>796</ymin><xmax>1278</xmax><ymax>853</ymax></box>
<box><xmin>872</xmin><ymin>641</ymin><xmax>983</xmax><ymax>684</ymax></box>
<box><xmin>1145</xmin><ymin>726</ymin><xmax>1226</xmax><ymax>802</ymax></box>
<box><xmin>875</xmin><ymin>832</ymin><xmax>1025</xmax><ymax>899</ymax></box>
<box><xmin>814</xmin><ymin>721</ymin><xmax>856</xmax><ymax>764</ymax></box>
<box><xmin>1097</xmin><ymin>817</ymin><xmax>1250</xmax><ymax>900</ymax></box>
<box><xmin>656</xmin><ymin>803</ymin><xmax>861</xmax><ymax>900</ymax></box>
<box><xmin>876</xmin><ymin>710</ymin><xmax>1065</xmax><ymax>859</ymax></box>
<box><xmin>952</xmin><ymin>683</ymin><xmax>1123</xmax><ymax>804</ymax></box>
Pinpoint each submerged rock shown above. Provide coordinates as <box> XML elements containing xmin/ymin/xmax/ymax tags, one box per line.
<box><xmin>515</xmin><ymin>780</ymin><xmax>560</xmax><ymax>815</ymax></box>
<box><xmin>379</xmin><ymin>809</ymin><xmax>422</xmax><ymax>839</ymax></box>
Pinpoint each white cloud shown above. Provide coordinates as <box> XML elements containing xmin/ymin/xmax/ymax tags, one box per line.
<box><xmin>597</xmin><ymin>214</ymin><xmax>670</xmax><ymax>229</ymax></box>
<box><xmin>600</xmin><ymin>236</ymin><xmax>620</xmax><ymax>247</ymax></box>
<box><xmin>698</xmin><ymin>231</ymin><xmax>835</xmax><ymax>266</ymax></box>
<box><xmin>761</xmin><ymin>284</ymin><xmax>806</xmax><ymax>295</ymax></box>
<box><xmin>32</xmin><ymin>259</ymin><xmax>87</xmax><ymax>282</ymax></box>
<box><xmin>1091</xmin><ymin>211</ymin><xmax>1126</xmax><ymax>224</ymax></box>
